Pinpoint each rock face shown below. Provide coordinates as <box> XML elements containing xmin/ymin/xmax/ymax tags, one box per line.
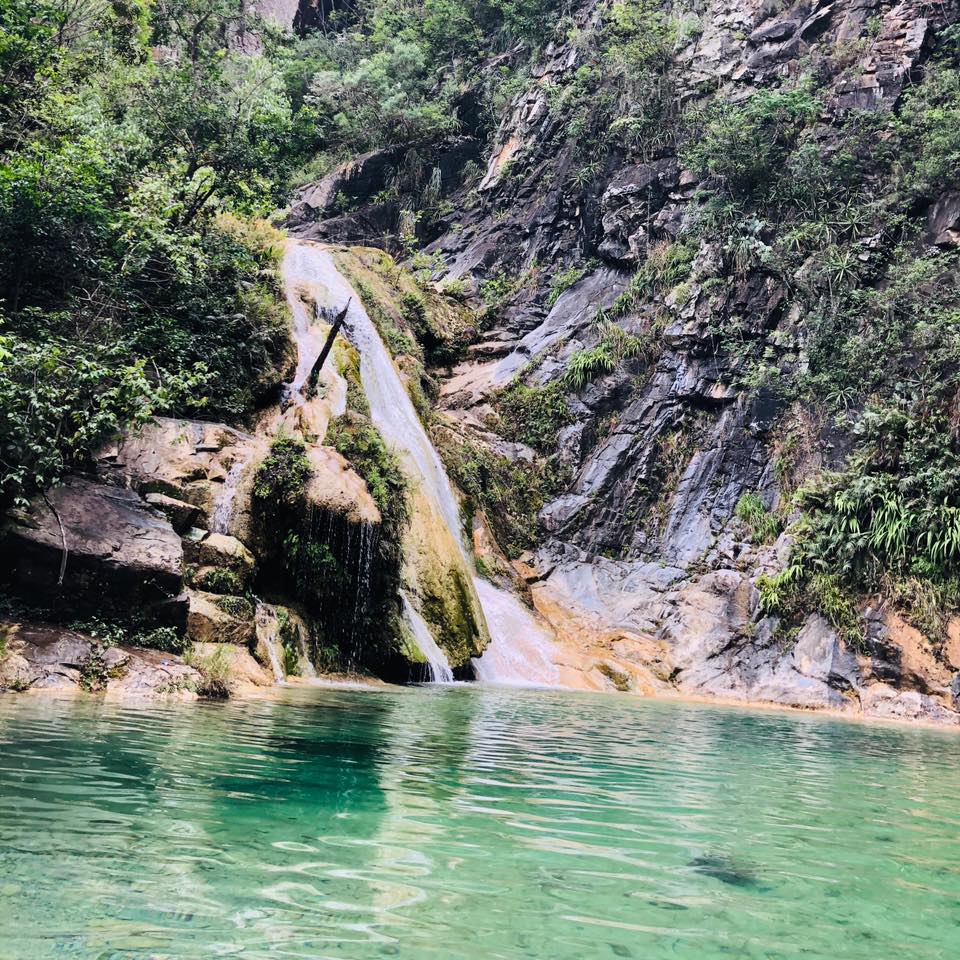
<box><xmin>97</xmin><ymin>417</ymin><xmax>263</xmax><ymax>544</ymax></box>
<box><xmin>287</xmin><ymin>0</ymin><xmax>960</xmax><ymax>721</ymax></box>
<box><xmin>0</xmin><ymin>623</ymin><xmax>201</xmax><ymax>698</ymax></box>
<box><xmin>0</xmin><ymin>478</ymin><xmax>184</xmax><ymax>619</ymax></box>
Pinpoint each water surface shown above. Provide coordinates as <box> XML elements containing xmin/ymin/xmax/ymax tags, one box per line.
<box><xmin>1</xmin><ymin>687</ymin><xmax>959</xmax><ymax>959</ymax></box>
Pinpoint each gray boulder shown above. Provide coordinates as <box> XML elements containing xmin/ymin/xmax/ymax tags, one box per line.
<box><xmin>1</xmin><ymin>477</ymin><xmax>183</xmax><ymax>616</ymax></box>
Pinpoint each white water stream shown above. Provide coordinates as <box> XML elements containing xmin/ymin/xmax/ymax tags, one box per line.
<box><xmin>210</xmin><ymin>457</ymin><xmax>247</xmax><ymax>535</ymax></box>
<box><xmin>400</xmin><ymin>591</ymin><xmax>455</xmax><ymax>683</ymax></box>
<box><xmin>471</xmin><ymin>578</ymin><xmax>561</xmax><ymax>686</ymax></box>
<box><xmin>293</xmin><ymin>241</ymin><xmax>564</xmax><ymax>686</ymax></box>
<box><xmin>254</xmin><ymin>602</ymin><xmax>287</xmax><ymax>684</ymax></box>
<box><xmin>303</xmin><ymin>249</ymin><xmax>466</xmax><ymax>544</ymax></box>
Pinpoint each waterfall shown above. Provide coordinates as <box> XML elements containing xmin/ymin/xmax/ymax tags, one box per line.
<box><xmin>471</xmin><ymin>578</ymin><xmax>561</xmax><ymax>687</ymax></box>
<box><xmin>304</xmin><ymin>248</ymin><xmax>465</xmax><ymax>544</ymax></box>
<box><xmin>400</xmin><ymin>592</ymin><xmax>454</xmax><ymax>683</ymax></box>
<box><xmin>292</xmin><ymin>241</ymin><xmax>565</xmax><ymax>685</ymax></box>
<box><xmin>282</xmin><ymin>241</ymin><xmax>348</xmax><ymax>412</ymax></box>
<box><xmin>210</xmin><ymin>456</ymin><xmax>248</xmax><ymax>535</ymax></box>
<box><xmin>254</xmin><ymin>602</ymin><xmax>286</xmax><ymax>683</ymax></box>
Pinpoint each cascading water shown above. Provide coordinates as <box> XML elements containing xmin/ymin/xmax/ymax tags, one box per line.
<box><xmin>254</xmin><ymin>602</ymin><xmax>287</xmax><ymax>684</ymax></box>
<box><xmin>210</xmin><ymin>457</ymin><xmax>247</xmax><ymax>535</ymax></box>
<box><xmin>400</xmin><ymin>592</ymin><xmax>454</xmax><ymax>683</ymax></box>
<box><xmin>471</xmin><ymin>578</ymin><xmax>562</xmax><ymax>686</ymax></box>
<box><xmin>302</xmin><ymin>249</ymin><xmax>465</xmax><ymax>544</ymax></box>
<box><xmin>292</xmin><ymin>241</ymin><xmax>567</xmax><ymax>686</ymax></box>
<box><xmin>282</xmin><ymin>241</ymin><xmax>349</xmax><ymax>417</ymax></box>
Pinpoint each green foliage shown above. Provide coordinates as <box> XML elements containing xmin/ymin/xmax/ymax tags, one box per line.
<box><xmin>213</xmin><ymin>596</ymin><xmax>254</xmax><ymax>620</ymax></box>
<box><xmin>795</xmin><ymin>399</ymin><xmax>960</xmax><ymax>584</ymax></box>
<box><xmin>683</xmin><ymin>85</ymin><xmax>821</xmax><ymax>201</ymax></box>
<box><xmin>132</xmin><ymin>626</ymin><xmax>188</xmax><ymax>654</ymax></box>
<box><xmin>0</xmin><ymin>331</ymin><xmax>202</xmax><ymax>506</ymax></box>
<box><xmin>252</xmin><ymin>437</ymin><xmax>313</xmax><ymax>515</ymax></box>
<box><xmin>277</xmin><ymin>0</ymin><xmax>562</xmax><ymax>181</ymax></box>
<box><xmin>758</xmin><ymin>565</ymin><xmax>865</xmax><ymax>651</ymax></box>
<box><xmin>276</xmin><ymin>608</ymin><xmax>304</xmax><ymax>677</ymax></box>
<box><xmin>565</xmin><ymin>343</ymin><xmax>617</xmax><ymax>389</ymax></box>
<box><xmin>185</xmin><ymin>643</ymin><xmax>232</xmax><ymax>699</ymax></box>
<box><xmin>547</xmin><ymin>264</ymin><xmax>589</xmax><ymax>306</ymax></box>
<box><xmin>893</xmin><ymin>62</ymin><xmax>960</xmax><ymax>200</ymax></box>
<box><xmin>78</xmin><ymin>644</ymin><xmax>124</xmax><ymax>693</ymax></box>
<box><xmin>0</xmin><ymin>2</ymin><xmax>297</xmax><ymax>508</ymax></box>
<box><xmin>327</xmin><ymin>412</ymin><xmax>409</xmax><ymax>535</ymax></box>
<box><xmin>494</xmin><ymin>381</ymin><xmax>571</xmax><ymax>452</ymax></box>
<box><xmin>436</xmin><ymin>428</ymin><xmax>564</xmax><ymax>557</ymax></box>
<box><xmin>70</xmin><ymin>615</ymin><xmax>189</xmax><ymax>654</ymax></box>
<box><xmin>193</xmin><ymin>567</ymin><xmax>243</xmax><ymax>596</ymax></box>
<box><xmin>734</xmin><ymin>493</ymin><xmax>782</xmax><ymax>544</ymax></box>
<box><xmin>546</xmin><ymin>0</ymin><xmax>680</xmax><ymax>165</ymax></box>
<box><xmin>282</xmin><ymin>534</ymin><xmax>346</xmax><ymax>597</ymax></box>
<box><xmin>565</xmin><ymin>317</ymin><xmax>660</xmax><ymax>390</ymax></box>
<box><xmin>610</xmin><ymin>241</ymin><xmax>697</xmax><ymax>317</ymax></box>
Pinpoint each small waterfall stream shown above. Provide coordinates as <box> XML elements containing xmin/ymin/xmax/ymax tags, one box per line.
<box><xmin>254</xmin><ymin>602</ymin><xmax>287</xmax><ymax>684</ymax></box>
<box><xmin>308</xmin><ymin>250</ymin><xmax>465</xmax><ymax>545</ymax></box>
<box><xmin>471</xmin><ymin>578</ymin><xmax>561</xmax><ymax>686</ymax></box>
<box><xmin>210</xmin><ymin>457</ymin><xmax>247</xmax><ymax>535</ymax></box>
<box><xmin>401</xmin><ymin>592</ymin><xmax>454</xmax><ymax>683</ymax></box>
<box><xmin>293</xmin><ymin>242</ymin><xmax>565</xmax><ymax>685</ymax></box>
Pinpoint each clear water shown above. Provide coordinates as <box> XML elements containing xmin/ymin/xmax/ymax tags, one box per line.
<box><xmin>1</xmin><ymin>688</ymin><xmax>959</xmax><ymax>960</ymax></box>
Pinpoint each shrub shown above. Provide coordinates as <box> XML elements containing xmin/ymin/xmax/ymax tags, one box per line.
<box><xmin>547</xmin><ymin>264</ymin><xmax>588</xmax><ymax>305</ymax></box>
<box><xmin>494</xmin><ymin>381</ymin><xmax>571</xmax><ymax>452</ymax></box>
<box><xmin>682</xmin><ymin>85</ymin><xmax>821</xmax><ymax>201</ymax></box>
<box><xmin>435</xmin><ymin>427</ymin><xmax>564</xmax><ymax>557</ymax></box>
<box><xmin>326</xmin><ymin>412</ymin><xmax>409</xmax><ymax>533</ymax></box>
<box><xmin>185</xmin><ymin>645</ymin><xmax>232</xmax><ymax>699</ymax></box>
<box><xmin>734</xmin><ymin>493</ymin><xmax>782</xmax><ymax>544</ymax></box>
<box><xmin>252</xmin><ymin>436</ymin><xmax>312</xmax><ymax>509</ymax></box>
<box><xmin>564</xmin><ymin>317</ymin><xmax>660</xmax><ymax>390</ymax></box>
<box><xmin>193</xmin><ymin>567</ymin><xmax>243</xmax><ymax>596</ymax></box>
<box><xmin>131</xmin><ymin>626</ymin><xmax>189</xmax><ymax>655</ymax></box>
<box><xmin>213</xmin><ymin>596</ymin><xmax>255</xmax><ymax>620</ymax></box>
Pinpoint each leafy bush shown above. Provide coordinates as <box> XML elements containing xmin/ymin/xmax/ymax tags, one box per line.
<box><xmin>565</xmin><ymin>317</ymin><xmax>660</xmax><ymax>390</ymax></box>
<box><xmin>132</xmin><ymin>626</ymin><xmax>189</xmax><ymax>655</ymax></box>
<box><xmin>494</xmin><ymin>381</ymin><xmax>571</xmax><ymax>452</ymax></box>
<box><xmin>547</xmin><ymin>264</ymin><xmax>589</xmax><ymax>305</ymax></box>
<box><xmin>683</xmin><ymin>86</ymin><xmax>821</xmax><ymax>201</ymax></box>
<box><xmin>193</xmin><ymin>567</ymin><xmax>243</xmax><ymax>596</ymax></box>
<box><xmin>609</xmin><ymin>241</ymin><xmax>696</xmax><ymax>317</ymax></box>
<box><xmin>185</xmin><ymin>644</ymin><xmax>232</xmax><ymax>699</ymax></box>
<box><xmin>565</xmin><ymin>343</ymin><xmax>618</xmax><ymax>389</ymax></box>
<box><xmin>213</xmin><ymin>596</ymin><xmax>255</xmax><ymax>620</ymax></box>
<box><xmin>436</xmin><ymin>427</ymin><xmax>564</xmax><ymax>557</ymax></box>
<box><xmin>734</xmin><ymin>493</ymin><xmax>782</xmax><ymax>544</ymax></box>
<box><xmin>282</xmin><ymin>533</ymin><xmax>346</xmax><ymax>597</ymax></box>
<box><xmin>326</xmin><ymin>412</ymin><xmax>409</xmax><ymax>534</ymax></box>
<box><xmin>252</xmin><ymin>437</ymin><xmax>313</xmax><ymax>514</ymax></box>
<box><xmin>0</xmin><ymin>2</ymin><xmax>297</xmax><ymax>508</ymax></box>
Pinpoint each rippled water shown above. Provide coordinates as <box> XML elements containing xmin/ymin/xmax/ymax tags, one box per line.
<box><xmin>1</xmin><ymin>688</ymin><xmax>959</xmax><ymax>960</ymax></box>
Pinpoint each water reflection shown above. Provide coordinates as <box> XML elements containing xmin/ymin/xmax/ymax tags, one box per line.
<box><xmin>0</xmin><ymin>688</ymin><xmax>958</xmax><ymax>959</ymax></box>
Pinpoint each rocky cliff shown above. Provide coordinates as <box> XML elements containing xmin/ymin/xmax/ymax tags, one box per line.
<box><xmin>288</xmin><ymin>0</ymin><xmax>960</xmax><ymax>721</ymax></box>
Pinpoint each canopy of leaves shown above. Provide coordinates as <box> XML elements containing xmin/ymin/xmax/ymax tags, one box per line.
<box><xmin>0</xmin><ymin>1</ymin><xmax>299</xmax><ymax>507</ymax></box>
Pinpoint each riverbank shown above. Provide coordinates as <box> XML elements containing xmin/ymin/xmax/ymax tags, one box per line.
<box><xmin>4</xmin><ymin>616</ymin><xmax>957</xmax><ymax>732</ymax></box>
